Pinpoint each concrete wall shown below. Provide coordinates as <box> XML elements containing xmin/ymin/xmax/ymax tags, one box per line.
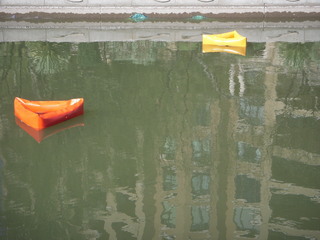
<box><xmin>1</xmin><ymin>21</ymin><xmax>320</xmax><ymax>43</ymax></box>
<box><xmin>1</xmin><ymin>0</ymin><xmax>319</xmax><ymax>17</ymax></box>
<box><xmin>1</xmin><ymin>0</ymin><xmax>320</xmax><ymax>6</ymax></box>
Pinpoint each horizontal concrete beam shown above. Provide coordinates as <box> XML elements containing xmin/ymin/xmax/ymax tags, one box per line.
<box><xmin>1</xmin><ymin>1</ymin><xmax>319</xmax><ymax>22</ymax></box>
<box><xmin>1</xmin><ymin>21</ymin><xmax>320</xmax><ymax>43</ymax></box>
<box><xmin>1</xmin><ymin>0</ymin><xmax>320</xmax><ymax>6</ymax></box>
<box><xmin>1</xmin><ymin>5</ymin><xmax>319</xmax><ymax>20</ymax></box>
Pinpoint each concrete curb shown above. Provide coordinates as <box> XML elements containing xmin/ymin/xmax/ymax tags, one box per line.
<box><xmin>1</xmin><ymin>20</ymin><xmax>320</xmax><ymax>43</ymax></box>
<box><xmin>1</xmin><ymin>5</ymin><xmax>320</xmax><ymax>17</ymax></box>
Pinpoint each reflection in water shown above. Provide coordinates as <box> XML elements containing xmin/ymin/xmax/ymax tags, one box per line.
<box><xmin>234</xmin><ymin>207</ymin><xmax>260</xmax><ymax>238</ymax></box>
<box><xmin>161</xmin><ymin>201</ymin><xmax>176</xmax><ymax>228</ymax></box>
<box><xmin>191</xmin><ymin>205</ymin><xmax>210</xmax><ymax>232</ymax></box>
<box><xmin>15</xmin><ymin>116</ymin><xmax>85</xmax><ymax>143</ymax></box>
<box><xmin>192</xmin><ymin>137</ymin><xmax>211</xmax><ymax>166</ymax></box>
<box><xmin>0</xmin><ymin>156</ymin><xmax>6</xmax><ymax>239</ymax></box>
<box><xmin>161</xmin><ymin>137</ymin><xmax>176</xmax><ymax>161</ymax></box>
<box><xmin>235</xmin><ymin>175</ymin><xmax>261</xmax><ymax>203</ymax></box>
<box><xmin>239</xmin><ymin>98</ymin><xmax>264</xmax><ymax>126</ymax></box>
<box><xmin>237</xmin><ymin>141</ymin><xmax>261</xmax><ymax>163</ymax></box>
<box><xmin>0</xmin><ymin>40</ymin><xmax>319</xmax><ymax>240</ymax></box>
<box><xmin>191</xmin><ymin>171</ymin><xmax>210</xmax><ymax>199</ymax></box>
<box><xmin>279</xmin><ymin>42</ymin><xmax>320</xmax><ymax>69</ymax></box>
<box><xmin>202</xmin><ymin>44</ymin><xmax>246</xmax><ymax>56</ymax></box>
<box><xmin>26</xmin><ymin>42</ymin><xmax>71</xmax><ymax>75</ymax></box>
<box><xmin>162</xmin><ymin>167</ymin><xmax>177</xmax><ymax>191</ymax></box>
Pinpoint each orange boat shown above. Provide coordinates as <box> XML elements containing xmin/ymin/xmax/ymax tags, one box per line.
<box><xmin>14</xmin><ymin>97</ymin><xmax>84</xmax><ymax>130</ymax></box>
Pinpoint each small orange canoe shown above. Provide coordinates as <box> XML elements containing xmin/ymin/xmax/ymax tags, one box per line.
<box><xmin>14</xmin><ymin>97</ymin><xmax>84</xmax><ymax>130</ymax></box>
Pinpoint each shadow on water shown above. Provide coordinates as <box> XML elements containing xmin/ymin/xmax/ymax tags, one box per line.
<box><xmin>0</xmin><ymin>38</ymin><xmax>319</xmax><ymax>239</ymax></box>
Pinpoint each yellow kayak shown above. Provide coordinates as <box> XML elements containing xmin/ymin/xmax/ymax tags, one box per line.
<box><xmin>202</xmin><ymin>31</ymin><xmax>246</xmax><ymax>47</ymax></box>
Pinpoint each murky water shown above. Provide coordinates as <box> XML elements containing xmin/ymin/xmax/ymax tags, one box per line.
<box><xmin>0</xmin><ymin>39</ymin><xmax>319</xmax><ymax>240</ymax></box>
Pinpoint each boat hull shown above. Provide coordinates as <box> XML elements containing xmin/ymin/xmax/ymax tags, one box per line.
<box><xmin>14</xmin><ymin>97</ymin><xmax>84</xmax><ymax>130</ymax></box>
<box><xmin>202</xmin><ymin>31</ymin><xmax>247</xmax><ymax>47</ymax></box>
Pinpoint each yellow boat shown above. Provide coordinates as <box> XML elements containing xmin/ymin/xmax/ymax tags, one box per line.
<box><xmin>202</xmin><ymin>31</ymin><xmax>246</xmax><ymax>47</ymax></box>
<box><xmin>202</xmin><ymin>44</ymin><xmax>246</xmax><ymax>56</ymax></box>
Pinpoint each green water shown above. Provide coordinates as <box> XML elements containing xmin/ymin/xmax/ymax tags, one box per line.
<box><xmin>0</xmin><ymin>41</ymin><xmax>319</xmax><ymax>240</ymax></box>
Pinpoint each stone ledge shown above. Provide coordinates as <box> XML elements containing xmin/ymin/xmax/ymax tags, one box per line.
<box><xmin>1</xmin><ymin>0</ymin><xmax>320</xmax><ymax>6</ymax></box>
<box><xmin>1</xmin><ymin>20</ymin><xmax>320</xmax><ymax>43</ymax></box>
<box><xmin>1</xmin><ymin>5</ymin><xmax>320</xmax><ymax>14</ymax></box>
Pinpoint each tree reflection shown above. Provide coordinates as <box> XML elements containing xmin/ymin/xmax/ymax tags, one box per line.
<box><xmin>279</xmin><ymin>42</ymin><xmax>312</xmax><ymax>69</ymax></box>
<box><xmin>78</xmin><ymin>43</ymin><xmax>101</xmax><ymax>67</ymax></box>
<box><xmin>26</xmin><ymin>42</ymin><xmax>70</xmax><ymax>75</ymax></box>
<box><xmin>309</xmin><ymin>42</ymin><xmax>320</xmax><ymax>63</ymax></box>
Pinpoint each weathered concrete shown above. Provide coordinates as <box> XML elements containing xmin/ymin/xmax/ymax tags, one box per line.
<box><xmin>0</xmin><ymin>0</ymin><xmax>319</xmax><ymax>19</ymax></box>
<box><xmin>1</xmin><ymin>0</ymin><xmax>319</xmax><ymax>43</ymax></box>
<box><xmin>1</xmin><ymin>0</ymin><xmax>320</xmax><ymax>6</ymax></box>
<box><xmin>1</xmin><ymin>5</ymin><xmax>320</xmax><ymax>15</ymax></box>
<box><xmin>1</xmin><ymin>20</ymin><xmax>319</xmax><ymax>43</ymax></box>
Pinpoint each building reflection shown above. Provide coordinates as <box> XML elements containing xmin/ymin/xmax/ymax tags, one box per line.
<box><xmin>141</xmin><ymin>41</ymin><xmax>318</xmax><ymax>239</ymax></box>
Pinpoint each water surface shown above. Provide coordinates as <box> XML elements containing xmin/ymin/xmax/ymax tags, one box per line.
<box><xmin>0</xmin><ymin>39</ymin><xmax>319</xmax><ymax>240</ymax></box>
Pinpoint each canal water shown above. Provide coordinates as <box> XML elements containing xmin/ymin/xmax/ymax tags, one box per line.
<box><xmin>0</xmin><ymin>38</ymin><xmax>319</xmax><ymax>239</ymax></box>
